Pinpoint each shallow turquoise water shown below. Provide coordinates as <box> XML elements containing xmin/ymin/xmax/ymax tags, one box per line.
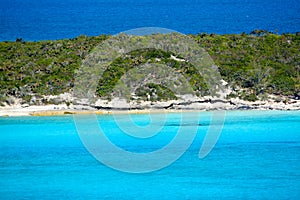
<box><xmin>0</xmin><ymin>111</ymin><xmax>299</xmax><ymax>199</ymax></box>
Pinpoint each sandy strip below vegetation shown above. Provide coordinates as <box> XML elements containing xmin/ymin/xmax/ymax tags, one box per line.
<box><xmin>0</xmin><ymin>100</ymin><xmax>299</xmax><ymax>117</ymax></box>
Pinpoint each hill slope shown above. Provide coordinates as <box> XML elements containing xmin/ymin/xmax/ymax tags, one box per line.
<box><xmin>0</xmin><ymin>32</ymin><xmax>299</xmax><ymax>107</ymax></box>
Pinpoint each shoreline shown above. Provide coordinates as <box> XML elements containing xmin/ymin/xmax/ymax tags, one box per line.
<box><xmin>1</xmin><ymin>101</ymin><xmax>299</xmax><ymax>117</ymax></box>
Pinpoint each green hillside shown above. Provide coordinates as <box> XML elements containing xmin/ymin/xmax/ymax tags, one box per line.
<box><xmin>0</xmin><ymin>32</ymin><xmax>299</xmax><ymax>105</ymax></box>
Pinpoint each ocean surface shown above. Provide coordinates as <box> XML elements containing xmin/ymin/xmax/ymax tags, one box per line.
<box><xmin>0</xmin><ymin>110</ymin><xmax>300</xmax><ymax>199</ymax></box>
<box><xmin>0</xmin><ymin>0</ymin><xmax>299</xmax><ymax>41</ymax></box>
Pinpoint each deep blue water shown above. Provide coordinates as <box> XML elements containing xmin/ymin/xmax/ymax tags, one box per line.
<box><xmin>0</xmin><ymin>110</ymin><xmax>300</xmax><ymax>199</ymax></box>
<box><xmin>0</xmin><ymin>0</ymin><xmax>299</xmax><ymax>41</ymax></box>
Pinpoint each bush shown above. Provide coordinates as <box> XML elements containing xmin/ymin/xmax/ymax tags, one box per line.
<box><xmin>243</xmin><ymin>93</ymin><xmax>258</xmax><ymax>102</ymax></box>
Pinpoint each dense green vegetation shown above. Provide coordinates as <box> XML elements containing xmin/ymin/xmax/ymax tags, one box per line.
<box><xmin>0</xmin><ymin>32</ymin><xmax>299</xmax><ymax>105</ymax></box>
<box><xmin>193</xmin><ymin>32</ymin><xmax>300</xmax><ymax>99</ymax></box>
<box><xmin>97</xmin><ymin>48</ymin><xmax>208</xmax><ymax>99</ymax></box>
<box><xmin>135</xmin><ymin>83</ymin><xmax>178</xmax><ymax>101</ymax></box>
<box><xmin>0</xmin><ymin>35</ymin><xmax>108</xmax><ymax>104</ymax></box>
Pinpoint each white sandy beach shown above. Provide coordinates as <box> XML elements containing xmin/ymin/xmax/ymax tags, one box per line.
<box><xmin>1</xmin><ymin>98</ymin><xmax>299</xmax><ymax>117</ymax></box>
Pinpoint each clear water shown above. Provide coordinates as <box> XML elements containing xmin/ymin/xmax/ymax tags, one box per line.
<box><xmin>0</xmin><ymin>0</ymin><xmax>299</xmax><ymax>41</ymax></box>
<box><xmin>0</xmin><ymin>110</ymin><xmax>300</xmax><ymax>199</ymax></box>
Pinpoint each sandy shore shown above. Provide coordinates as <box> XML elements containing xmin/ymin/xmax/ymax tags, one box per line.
<box><xmin>0</xmin><ymin>104</ymin><xmax>190</xmax><ymax>116</ymax></box>
<box><xmin>1</xmin><ymin>99</ymin><xmax>299</xmax><ymax>117</ymax></box>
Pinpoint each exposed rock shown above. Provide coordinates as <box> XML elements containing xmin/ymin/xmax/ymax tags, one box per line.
<box><xmin>51</xmin><ymin>98</ymin><xmax>63</xmax><ymax>105</ymax></box>
<box><xmin>5</xmin><ymin>97</ymin><xmax>14</xmax><ymax>106</ymax></box>
<box><xmin>21</xmin><ymin>104</ymin><xmax>29</xmax><ymax>108</ymax></box>
<box><xmin>294</xmin><ymin>92</ymin><xmax>300</xmax><ymax>100</ymax></box>
<box><xmin>30</xmin><ymin>96</ymin><xmax>37</xmax><ymax>105</ymax></box>
<box><xmin>237</xmin><ymin>105</ymin><xmax>251</xmax><ymax>110</ymax></box>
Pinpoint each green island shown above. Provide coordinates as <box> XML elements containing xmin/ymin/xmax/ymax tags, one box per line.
<box><xmin>0</xmin><ymin>31</ymin><xmax>299</xmax><ymax>109</ymax></box>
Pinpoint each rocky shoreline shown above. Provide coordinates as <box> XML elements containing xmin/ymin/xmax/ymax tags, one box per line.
<box><xmin>1</xmin><ymin>94</ymin><xmax>299</xmax><ymax>116</ymax></box>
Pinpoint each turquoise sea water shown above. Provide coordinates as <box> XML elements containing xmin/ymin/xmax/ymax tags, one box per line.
<box><xmin>0</xmin><ymin>110</ymin><xmax>300</xmax><ymax>199</ymax></box>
